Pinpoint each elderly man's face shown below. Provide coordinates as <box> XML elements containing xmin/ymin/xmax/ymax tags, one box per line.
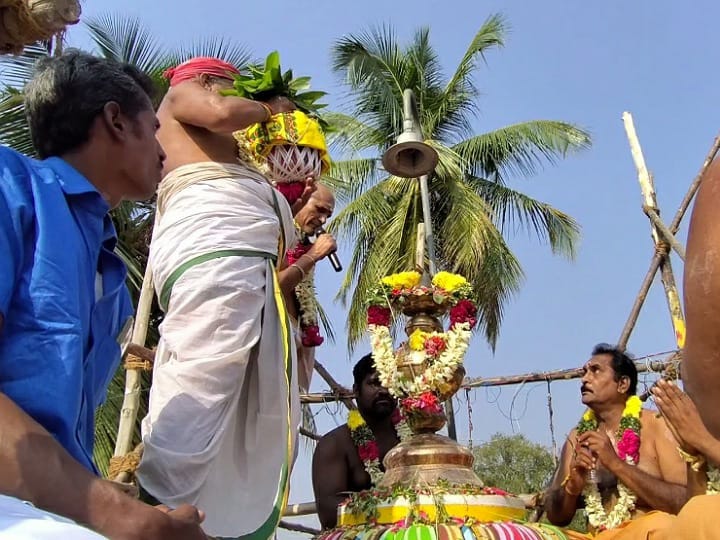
<box><xmin>295</xmin><ymin>187</ymin><xmax>335</xmax><ymax>235</ymax></box>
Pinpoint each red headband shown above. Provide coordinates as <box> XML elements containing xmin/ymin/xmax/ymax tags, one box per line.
<box><xmin>163</xmin><ymin>57</ymin><xmax>240</xmax><ymax>87</ymax></box>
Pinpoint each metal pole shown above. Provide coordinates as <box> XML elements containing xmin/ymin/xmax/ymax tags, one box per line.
<box><xmin>405</xmin><ymin>89</ymin><xmax>455</xmax><ymax>439</ymax></box>
<box><xmin>418</xmin><ymin>174</ymin><xmax>437</xmax><ymax>275</ymax></box>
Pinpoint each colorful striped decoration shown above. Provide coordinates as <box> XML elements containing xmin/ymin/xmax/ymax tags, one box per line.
<box><xmin>316</xmin><ymin>522</ymin><xmax>571</xmax><ymax>540</ymax></box>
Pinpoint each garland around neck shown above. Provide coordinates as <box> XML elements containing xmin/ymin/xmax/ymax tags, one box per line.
<box><xmin>576</xmin><ymin>395</ymin><xmax>642</xmax><ymax>531</ymax></box>
<box><xmin>348</xmin><ymin>409</ymin><xmax>412</xmax><ymax>485</ymax></box>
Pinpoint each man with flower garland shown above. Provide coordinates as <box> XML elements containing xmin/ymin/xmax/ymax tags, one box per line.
<box><xmin>277</xmin><ymin>183</ymin><xmax>336</xmax><ymax>392</ymax></box>
<box><xmin>312</xmin><ymin>354</ymin><xmax>411</xmax><ymax>530</ymax></box>
<box><xmin>545</xmin><ymin>344</ymin><xmax>687</xmax><ymax>539</ymax></box>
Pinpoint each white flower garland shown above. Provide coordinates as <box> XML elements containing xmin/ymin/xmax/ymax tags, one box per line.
<box><xmin>583</xmin><ymin>458</ymin><xmax>637</xmax><ymax>530</ymax></box>
<box><xmin>369</xmin><ymin>323</ymin><xmax>471</xmax><ymax>399</ymax></box>
<box><xmin>707</xmin><ymin>465</ymin><xmax>720</xmax><ymax>495</ymax></box>
<box><xmin>295</xmin><ymin>267</ymin><xmax>318</xmax><ymax>327</ymax></box>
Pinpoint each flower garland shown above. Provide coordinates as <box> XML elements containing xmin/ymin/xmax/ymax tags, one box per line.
<box><xmin>576</xmin><ymin>395</ymin><xmax>642</xmax><ymax>531</ymax></box>
<box><xmin>707</xmin><ymin>465</ymin><xmax>720</xmax><ymax>495</ymax></box>
<box><xmin>348</xmin><ymin>409</ymin><xmax>412</xmax><ymax>485</ymax></box>
<box><xmin>367</xmin><ymin>271</ymin><xmax>477</xmax><ymax>418</ymax></box>
<box><xmin>286</xmin><ymin>242</ymin><xmax>323</xmax><ymax>346</ymax></box>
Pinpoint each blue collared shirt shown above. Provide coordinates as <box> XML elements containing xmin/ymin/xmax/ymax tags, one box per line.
<box><xmin>0</xmin><ymin>147</ymin><xmax>133</xmax><ymax>472</ymax></box>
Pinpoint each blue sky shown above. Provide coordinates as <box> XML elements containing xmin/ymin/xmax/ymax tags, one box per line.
<box><xmin>66</xmin><ymin>0</ymin><xmax>720</xmax><ymax>533</ymax></box>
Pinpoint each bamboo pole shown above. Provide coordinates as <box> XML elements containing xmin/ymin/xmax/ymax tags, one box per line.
<box><xmin>313</xmin><ymin>360</ymin><xmax>355</xmax><ymax>410</ymax></box>
<box><xmin>619</xmin><ymin>112</ymin><xmax>686</xmax><ymax>350</ymax></box>
<box><xmin>278</xmin><ymin>520</ymin><xmax>320</xmax><ymax>535</ymax></box>
<box><xmin>642</xmin><ymin>205</ymin><xmax>685</xmax><ymax>261</ymax></box>
<box><xmin>113</xmin><ymin>259</ymin><xmax>155</xmax><ymax>480</ymax></box>
<box><xmin>300</xmin><ymin>352</ymin><xmax>677</xmax><ymax>403</ymax></box>
<box><xmin>618</xmin><ymin>131</ymin><xmax>720</xmax><ymax>348</ymax></box>
<box><xmin>283</xmin><ymin>502</ymin><xmax>317</xmax><ymax>517</ymax></box>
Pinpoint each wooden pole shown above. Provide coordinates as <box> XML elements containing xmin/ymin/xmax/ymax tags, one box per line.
<box><xmin>300</xmin><ymin>352</ymin><xmax>677</xmax><ymax>403</ymax></box>
<box><xmin>113</xmin><ymin>258</ymin><xmax>155</xmax><ymax>479</ymax></box>
<box><xmin>618</xmin><ymin>131</ymin><xmax>720</xmax><ymax>348</ymax></box>
<box><xmin>313</xmin><ymin>360</ymin><xmax>355</xmax><ymax>410</ymax></box>
<box><xmin>642</xmin><ymin>205</ymin><xmax>685</xmax><ymax>260</ymax></box>
<box><xmin>618</xmin><ymin>112</ymin><xmax>686</xmax><ymax>350</ymax></box>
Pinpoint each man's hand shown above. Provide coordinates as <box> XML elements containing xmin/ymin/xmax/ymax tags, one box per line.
<box><xmin>111</xmin><ymin>503</ymin><xmax>208</xmax><ymax>540</ymax></box>
<box><xmin>564</xmin><ymin>441</ymin><xmax>592</xmax><ymax>495</ymax></box>
<box><xmin>577</xmin><ymin>430</ymin><xmax>620</xmax><ymax>471</ymax></box>
<box><xmin>653</xmin><ymin>379</ymin><xmax>710</xmax><ymax>454</ymax></box>
<box><xmin>290</xmin><ymin>177</ymin><xmax>317</xmax><ymax>215</ymax></box>
<box><xmin>308</xmin><ymin>233</ymin><xmax>337</xmax><ymax>261</ymax></box>
<box><xmin>265</xmin><ymin>96</ymin><xmax>296</xmax><ymax>115</ymax></box>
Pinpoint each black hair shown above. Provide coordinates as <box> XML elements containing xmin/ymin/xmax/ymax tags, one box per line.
<box><xmin>352</xmin><ymin>353</ymin><xmax>375</xmax><ymax>390</ymax></box>
<box><xmin>24</xmin><ymin>49</ymin><xmax>157</xmax><ymax>158</ymax></box>
<box><xmin>592</xmin><ymin>343</ymin><xmax>638</xmax><ymax>395</ymax></box>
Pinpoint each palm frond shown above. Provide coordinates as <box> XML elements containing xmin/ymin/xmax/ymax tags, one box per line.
<box><xmin>469</xmin><ymin>176</ymin><xmax>580</xmax><ymax>258</ymax></box>
<box><xmin>453</xmin><ymin>120</ymin><xmax>591</xmax><ymax>183</ymax></box>
<box><xmin>434</xmin><ymin>178</ymin><xmax>523</xmax><ymax>348</ymax></box>
<box><xmin>324</xmin><ymin>112</ymin><xmax>389</xmax><ymax>154</ymax></box>
<box><xmin>331</xmin><ymin>25</ymin><xmax>406</xmax><ymax>136</ymax></box>
<box><xmin>84</xmin><ymin>14</ymin><xmax>167</xmax><ymax>74</ymax></box>
<box><xmin>0</xmin><ymin>89</ymin><xmax>34</xmax><ymax>155</ymax></box>
<box><xmin>430</xmin><ymin>14</ymin><xmax>507</xmax><ymax>141</ymax></box>
<box><xmin>0</xmin><ymin>43</ymin><xmax>50</xmax><ymax>88</ymax></box>
<box><xmin>325</xmin><ymin>157</ymin><xmax>380</xmax><ymax>203</ymax></box>
<box><xmin>171</xmin><ymin>37</ymin><xmax>252</xmax><ymax>69</ymax></box>
<box><xmin>335</xmin><ymin>178</ymin><xmax>422</xmax><ymax>348</ymax></box>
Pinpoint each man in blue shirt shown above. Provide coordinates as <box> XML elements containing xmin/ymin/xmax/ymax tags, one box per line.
<box><xmin>0</xmin><ymin>50</ymin><xmax>207</xmax><ymax>539</ymax></box>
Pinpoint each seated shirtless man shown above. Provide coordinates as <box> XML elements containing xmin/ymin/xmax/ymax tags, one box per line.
<box><xmin>545</xmin><ymin>344</ymin><xmax>686</xmax><ymax>539</ymax></box>
<box><xmin>312</xmin><ymin>354</ymin><xmax>402</xmax><ymax>530</ymax></box>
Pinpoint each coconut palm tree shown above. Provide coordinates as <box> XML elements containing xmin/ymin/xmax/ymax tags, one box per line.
<box><xmin>0</xmin><ymin>14</ymin><xmax>251</xmax><ymax>474</ymax></box>
<box><xmin>327</xmin><ymin>15</ymin><xmax>591</xmax><ymax>350</ymax></box>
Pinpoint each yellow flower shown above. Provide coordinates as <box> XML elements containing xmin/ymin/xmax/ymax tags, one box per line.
<box><xmin>432</xmin><ymin>271</ymin><xmax>467</xmax><ymax>293</ymax></box>
<box><xmin>408</xmin><ymin>330</ymin><xmax>428</xmax><ymax>351</ymax></box>
<box><xmin>583</xmin><ymin>409</ymin><xmax>596</xmax><ymax>422</ymax></box>
<box><xmin>381</xmin><ymin>271</ymin><xmax>421</xmax><ymax>290</ymax></box>
<box><xmin>623</xmin><ymin>395</ymin><xmax>643</xmax><ymax>418</ymax></box>
<box><xmin>347</xmin><ymin>410</ymin><xmax>365</xmax><ymax>431</ymax></box>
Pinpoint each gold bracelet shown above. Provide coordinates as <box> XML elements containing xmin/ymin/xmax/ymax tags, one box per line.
<box><xmin>291</xmin><ymin>263</ymin><xmax>306</xmax><ymax>279</ymax></box>
<box><xmin>299</xmin><ymin>253</ymin><xmax>316</xmax><ymax>265</ymax></box>
<box><xmin>677</xmin><ymin>447</ymin><xmax>706</xmax><ymax>472</ymax></box>
<box><xmin>560</xmin><ymin>473</ymin><xmax>581</xmax><ymax>496</ymax></box>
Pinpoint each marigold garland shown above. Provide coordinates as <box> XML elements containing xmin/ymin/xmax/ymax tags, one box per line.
<box><xmin>576</xmin><ymin>395</ymin><xmax>642</xmax><ymax>531</ymax></box>
<box><xmin>348</xmin><ymin>409</ymin><xmax>411</xmax><ymax>485</ymax></box>
<box><xmin>366</xmin><ymin>270</ymin><xmax>477</xmax><ymax>418</ymax></box>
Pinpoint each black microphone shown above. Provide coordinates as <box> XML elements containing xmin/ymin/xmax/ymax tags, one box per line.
<box><xmin>316</xmin><ymin>226</ymin><xmax>342</xmax><ymax>272</ymax></box>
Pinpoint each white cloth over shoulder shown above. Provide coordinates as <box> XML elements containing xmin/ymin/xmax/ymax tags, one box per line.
<box><xmin>137</xmin><ymin>162</ymin><xmax>299</xmax><ymax>539</ymax></box>
<box><xmin>0</xmin><ymin>495</ymin><xmax>107</xmax><ymax>539</ymax></box>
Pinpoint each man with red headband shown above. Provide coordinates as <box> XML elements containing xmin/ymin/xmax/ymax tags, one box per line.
<box><xmin>136</xmin><ymin>57</ymin><xmax>301</xmax><ymax>539</ymax></box>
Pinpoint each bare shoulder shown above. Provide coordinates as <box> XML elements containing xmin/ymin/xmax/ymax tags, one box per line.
<box><xmin>640</xmin><ymin>408</ymin><xmax>675</xmax><ymax>441</ymax></box>
<box><xmin>316</xmin><ymin>424</ymin><xmax>353</xmax><ymax>457</ymax></box>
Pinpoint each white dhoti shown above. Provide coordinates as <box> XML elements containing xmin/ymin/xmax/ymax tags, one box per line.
<box><xmin>137</xmin><ymin>163</ymin><xmax>300</xmax><ymax>539</ymax></box>
<box><xmin>0</xmin><ymin>495</ymin><xmax>106</xmax><ymax>539</ymax></box>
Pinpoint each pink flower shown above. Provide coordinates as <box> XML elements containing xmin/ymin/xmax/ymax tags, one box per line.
<box><xmin>367</xmin><ymin>305</ymin><xmax>391</xmax><ymax>327</ymax></box>
<box><xmin>617</xmin><ymin>428</ymin><xmax>640</xmax><ymax>462</ymax></box>
<box><xmin>450</xmin><ymin>299</ymin><xmax>478</xmax><ymax>329</ymax></box>
<box><xmin>275</xmin><ymin>181</ymin><xmax>305</xmax><ymax>205</ymax></box>
<box><xmin>301</xmin><ymin>325</ymin><xmax>324</xmax><ymax>347</ymax></box>
<box><xmin>358</xmin><ymin>440</ymin><xmax>379</xmax><ymax>461</ymax></box>
<box><xmin>424</xmin><ymin>335</ymin><xmax>447</xmax><ymax>357</ymax></box>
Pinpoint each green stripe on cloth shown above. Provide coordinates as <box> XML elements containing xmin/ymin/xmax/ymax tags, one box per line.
<box><xmin>158</xmin><ymin>249</ymin><xmax>277</xmax><ymax>311</ymax></box>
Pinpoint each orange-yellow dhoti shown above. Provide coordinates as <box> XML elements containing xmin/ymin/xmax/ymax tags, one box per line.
<box><xmin>654</xmin><ymin>495</ymin><xmax>718</xmax><ymax>540</ymax></box>
<box><xmin>564</xmin><ymin>511</ymin><xmax>676</xmax><ymax>539</ymax></box>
